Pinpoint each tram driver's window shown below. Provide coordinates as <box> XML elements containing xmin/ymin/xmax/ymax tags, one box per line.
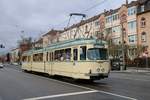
<box><xmin>73</xmin><ymin>49</ymin><xmax>78</xmax><ymax>61</ymax></box>
<box><xmin>80</xmin><ymin>46</ymin><xmax>86</xmax><ymax>60</ymax></box>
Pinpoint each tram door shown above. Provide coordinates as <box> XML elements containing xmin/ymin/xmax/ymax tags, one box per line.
<box><xmin>28</xmin><ymin>55</ymin><xmax>32</xmax><ymax>70</ymax></box>
<box><xmin>45</xmin><ymin>52</ymin><xmax>52</xmax><ymax>75</ymax></box>
<box><xmin>49</xmin><ymin>52</ymin><xmax>54</xmax><ymax>75</ymax></box>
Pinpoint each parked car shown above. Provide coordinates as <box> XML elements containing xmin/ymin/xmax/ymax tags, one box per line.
<box><xmin>110</xmin><ymin>58</ymin><xmax>121</xmax><ymax>70</ymax></box>
<box><xmin>0</xmin><ymin>63</ymin><xmax>4</xmax><ymax>68</ymax></box>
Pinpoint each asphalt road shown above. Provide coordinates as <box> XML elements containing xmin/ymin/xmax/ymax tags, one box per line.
<box><xmin>0</xmin><ymin>64</ymin><xmax>150</xmax><ymax>100</ymax></box>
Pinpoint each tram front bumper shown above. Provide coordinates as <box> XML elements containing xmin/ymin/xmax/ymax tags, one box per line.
<box><xmin>85</xmin><ymin>73</ymin><xmax>109</xmax><ymax>80</ymax></box>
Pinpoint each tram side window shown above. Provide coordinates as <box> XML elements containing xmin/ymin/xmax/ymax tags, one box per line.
<box><xmin>49</xmin><ymin>53</ymin><xmax>51</xmax><ymax>61</ymax></box>
<box><xmin>73</xmin><ymin>49</ymin><xmax>78</xmax><ymax>61</ymax></box>
<box><xmin>52</xmin><ymin>52</ymin><xmax>54</xmax><ymax>61</ymax></box>
<box><xmin>80</xmin><ymin>46</ymin><xmax>86</xmax><ymax>60</ymax></box>
<box><xmin>54</xmin><ymin>50</ymin><xmax>60</xmax><ymax>61</ymax></box>
<box><xmin>46</xmin><ymin>52</ymin><xmax>49</xmax><ymax>61</ymax></box>
<box><xmin>49</xmin><ymin>52</ymin><xmax>53</xmax><ymax>61</ymax></box>
<box><xmin>54</xmin><ymin>49</ymin><xmax>71</xmax><ymax>61</ymax></box>
<box><xmin>22</xmin><ymin>56</ymin><xmax>27</xmax><ymax>62</ymax></box>
<box><xmin>28</xmin><ymin>56</ymin><xmax>31</xmax><ymax>62</ymax></box>
<box><xmin>33</xmin><ymin>53</ymin><xmax>43</xmax><ymax>62</ymax></box>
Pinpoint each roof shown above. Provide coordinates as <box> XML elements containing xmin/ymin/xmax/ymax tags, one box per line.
<box><xmin>11</xmin><ymin>48</ymin><xmax>19</xmax><ymax>51</ymax></box>
<box><xmin>23</xmin><ymin>38</ymin><xmax>107</xmax><ymax>55</ymax></box>
<box><xmin>138</xmin><ymin>0</ymin><xmax>148</xmax><ymax>4</ymax></box>
<box><xmin>42</xmin><ymin>29</ymin><xmax>62</xmax><ymax>37</ymax></box>
<box><xmin>46</xmin><ymin>38</ymin><xmax>107</xmax><ymax>50</ymax></box>
<box><xmin>104</xmin><ymin>8</ymin><xmax>120</xmax><ymax>16</ymax></box>
<box><xmin>127</xmin><ymin>1</ymin><xmax>138</xmax><ymax>8</ymax></box>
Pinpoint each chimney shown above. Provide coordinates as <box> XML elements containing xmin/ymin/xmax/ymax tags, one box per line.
<box><xmin>126</xmin><ymin>0</ymin><xmax>128</xmax><ymax>6</ymax></box>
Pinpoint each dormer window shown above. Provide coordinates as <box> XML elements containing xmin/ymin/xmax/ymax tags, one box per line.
<box><xmin>141</xmin><ymin>17</ymin><xmax>146</xmax><ymax>28</ymax></box>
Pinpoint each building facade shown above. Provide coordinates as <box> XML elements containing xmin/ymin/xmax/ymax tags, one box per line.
<box><xmin>10</xmin><ymin>48</ymin><xmax>20</xmax><ymax>64</ymax></box>
<box><xmin>137</xmin><ymin>0</ymin><xmax>150</xmax><ymax>57</ymax></box>
<box><xmin>42</xmin><ymin>29</ymin><xmax>62</xmax><ymax>47</ymax></box>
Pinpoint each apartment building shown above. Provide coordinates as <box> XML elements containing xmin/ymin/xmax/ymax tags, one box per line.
<box><xmin>42</xmin><ymin>29</ymin><xmax>62</xmax><ymax>47</ymax></box>
<box><xmin>59</xmin><ymin>14</ymin><xmax>101</xmax><ymax>41</ymax></box>
<box><xmin>137</xmin><ymin>0</ymin><xmax>150</xmax><ymax>57</ymax></box>
<box><xmin>10</xmin><ymin>48</ymin><xmax>20</xmax><ymax>64</ymax></box>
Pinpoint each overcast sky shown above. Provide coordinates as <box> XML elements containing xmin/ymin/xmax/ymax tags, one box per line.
<box><xmin>0</xmin><ymin>0</ymin><xmax>134</xmax><ymax>53</ymax></box>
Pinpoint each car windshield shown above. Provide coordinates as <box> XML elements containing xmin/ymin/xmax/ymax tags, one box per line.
<box><xmin>87</xmin><ymin>48</ymin><xmax>108</xmax><ymax>60</ymax></box>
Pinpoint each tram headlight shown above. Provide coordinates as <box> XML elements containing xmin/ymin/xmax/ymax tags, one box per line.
<box><xmin>101</xmin><ymin>68</ymin><xmax>105</xmax><ymax>72</ymax></box>
<box><xmin>97</xmin><ymin>68</ymin><xmax>100</xmax><ymax>72</ymax></box>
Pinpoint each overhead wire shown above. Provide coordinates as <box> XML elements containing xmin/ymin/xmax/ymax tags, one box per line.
<box><xmin>52</xmin><ymin>0</ymin><xmax>109</xmax><ymax>29</ymax></box>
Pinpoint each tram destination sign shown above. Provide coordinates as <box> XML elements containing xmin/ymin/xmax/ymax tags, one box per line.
<box><xmin>94</xmin><ymin>44</ymin><xmax>105</xmax><ymax>48</ymax></box>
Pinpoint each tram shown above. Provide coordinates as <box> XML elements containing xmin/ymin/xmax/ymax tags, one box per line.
<box><xmin>22</xmin><ymin>38</ymin><xmax>110</xmax><ymax>80</ymax></box>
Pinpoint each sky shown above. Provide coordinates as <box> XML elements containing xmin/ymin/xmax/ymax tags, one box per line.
<box><xmin>0</xmin><ymin>0</ymin><xmax>134</xmax><ymax>53</ymax></box>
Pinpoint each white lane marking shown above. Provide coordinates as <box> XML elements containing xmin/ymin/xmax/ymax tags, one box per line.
<box><xmin>98</xmin><ymin>90</ymin><xmax>137</xmax><ymax>100</ymax></box>
<box><xmin>19</xmin><ymin>70</ymin><xmax>137</xmax><ymax>100</ymax></box>
<box><xmin>23</xmin><ymin>90</ymin><xmax>98</xmax><ymax>100</ymax></box>
<box><xmin>46</xmin><ymin>78</ymin><xmax>137</xmax><ymax>100</ymax></box>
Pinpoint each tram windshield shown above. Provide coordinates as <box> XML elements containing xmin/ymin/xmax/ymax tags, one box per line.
<box><xmin>87</xmin><ymin>48</ymin><xmax>108</xmax><ymax>60</ymax></box>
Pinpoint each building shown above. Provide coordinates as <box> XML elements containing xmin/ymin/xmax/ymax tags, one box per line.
<box><xmin>137</xmin><ymin>0</ymin><xmax>150</xmax><ymax>57</ymax></box>
<box><xmin>10</xmin><ymin>48</ymin><xmax>20</xmax><ymax>64</ymax></box>
<box><xmin>59</xmin><ymin>14</ymin><xmax>101</xmax><ymax>42</ymax></box>
<box><xmin>33</xmin><ymin>38</ymin><xmax>43</xmax><ymax>49</ymax></box>
<box><xmin>42</xmin><ymin>29</ymin><xmax>62</xmax><ymax>47</ymax></box>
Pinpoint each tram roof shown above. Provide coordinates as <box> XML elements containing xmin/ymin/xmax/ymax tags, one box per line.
<box><xmin>46</xmin><ymin>38</ymin><xmax>107</xmax><ymax>50</ymax></box>
<box><xmin>23</xmin><ymin>38</ymin><xmax>107</xmax><ymax>55</ymax></box>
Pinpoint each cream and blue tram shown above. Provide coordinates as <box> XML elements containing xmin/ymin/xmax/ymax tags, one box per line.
<box><xmin>22</xmin><ymin>38</ymin><xmax>110</xmax><ymax>80</ymax></box>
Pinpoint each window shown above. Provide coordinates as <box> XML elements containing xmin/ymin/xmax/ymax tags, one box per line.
<box><xmin>54</xmin><ymin>48</ymin><xmax>71</xmax><ymax>61</ymax></box>
<box><xmin>112</xmin><ymin>26</ymin><xmax>121</xmax><ymax>33</ymax></box>
<box><xmin>33</xmin><ymin>53</ymin><xmax>43</xmax><ymax>62</ymax></box>
<box><xmin>49</xmin><ymin>53</ymin><xmax>51</xmax><ymax>61</ymax></box>
<box><xmin>141</xmin><ymin>5</ymin><xmax>144</xmax><ymax>12</ymax></box>
<box><xmin>141</xmin><ymin>32</ymin><xmax>147</xmax><ymax>42</ymax></box>
<box><xmin>46</xmin><ymin>52</ymin><xmax>49</xmax><ymax>61</ymax></box>
<box><xmin>95</xmin><ymin>21</ymin><xmax>100</xmax><ymax>26</ymax></box>
<box><xmin>106</xmin><ymin>16</ymin><xmax>113</xmax><ymax>23</ymax></box>
<box><xmin>87</xmin><ymin>48</ymin><xmax>108</xmax><ymax>60</ymax></box>
<box><xmin>128</xmin><ymin>7</ymin><xmax>136</xmax><ymax>16</ymax></box>
<box><xmin>112</xmin><ymin>14</ymin><xmax>119</xmax><ymax>21</ymax></box>
<box><xmin>128</xmin><ymin>35</ymin><xmax>137</xmax><ymax>43</ymax></box>
<box><xmin>128</xmin><ymin>21</ymin><xmax>136</xmax><ymax>32</ymax></box>
<box><xmin>112</xmin><ymin>38</ymin><xmax>120</xmax><ymax>45</ymax></box>
<box><xmin>73</xmin><ymin>49</ymin><xmax>78</xmax><ymax>61</ymax></box>
<box><xmin>54</xmin><ymin>50</ymin><xmax>63</xmax><ymax>61</ymax></box>
<box><xmin>80</xmin><ymin>46</ymin><xmax>86</xmax><ymax>60</ymax></box>
<box><xmin>22</xmin><ymin>56</ymin><xmax>27</xmax><ymax>62</ymax></box>
<box><xmin>140</xmin><ymin>17</ymin><xmax>146</xmax><ymax>28</ymax></box>
<box><xmin>28</xmin><ymin>56</ymin><xmax>31</xmax><ymax>62</ymax></box>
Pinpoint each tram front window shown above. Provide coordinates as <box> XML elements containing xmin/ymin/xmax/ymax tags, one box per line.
<box><xmin>87</xmin><ymin>48</ymin><xmax>108</xmax><ymax>60</ymax></box>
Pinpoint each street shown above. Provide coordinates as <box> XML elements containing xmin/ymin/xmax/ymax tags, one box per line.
<box><xmin>0</xmin><ymin>64</ymin><xmax>150</xmax><ymax>100</ymax></box>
